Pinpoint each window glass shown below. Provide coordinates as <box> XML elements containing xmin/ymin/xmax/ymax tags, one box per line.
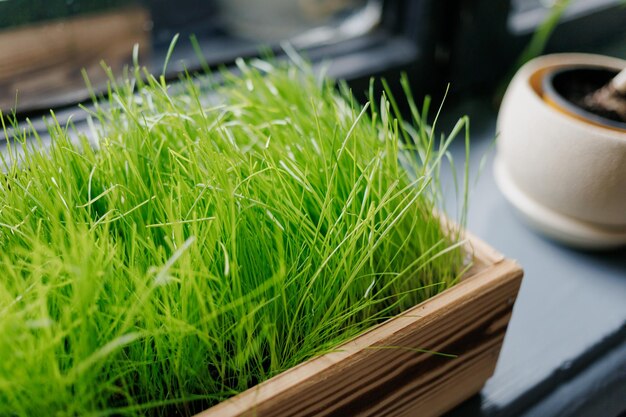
<box><xmin>0</xmin><ymin>0</ymin><xmax>383</xmax><ymax>114</ymax></box>
<box><xmin>508</xmin><ymin>0</ymin><xmax>623</xmax><ymax>34</ymax></box>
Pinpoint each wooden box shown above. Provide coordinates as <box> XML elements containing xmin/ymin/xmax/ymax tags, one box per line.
<box><xmin>197</xmin><ymin>232</ymin><xmax>523</xmax><ymax>417</ymax></box>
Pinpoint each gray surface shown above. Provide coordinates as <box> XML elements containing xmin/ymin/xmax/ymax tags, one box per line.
<box><xmin>521</xmin><ymin>341</ymin><xmax>626</xmax><ymax>417</ymax></box>
<box><xmin>442</xmin><ymin>98</ymin><xmax>626</xmax><ymax>416</ymax></box>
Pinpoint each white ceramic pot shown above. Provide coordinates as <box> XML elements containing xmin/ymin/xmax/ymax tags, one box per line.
<box><xmin>495</xmin><ymin>53</ymin><xmax>626</xmax><ymax>249</ymax></box>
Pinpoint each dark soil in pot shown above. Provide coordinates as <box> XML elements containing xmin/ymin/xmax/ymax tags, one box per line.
<box><xmin>543</xmin><ymin>66</ymin><xmax>626</xmax><ymax>130</ymax></box>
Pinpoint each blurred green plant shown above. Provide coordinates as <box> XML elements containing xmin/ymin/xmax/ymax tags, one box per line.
<box><xmin>514</xmin><ymin>0</ymin><xmax>573</xmax><ymax>70</ymax></box>
<box><xmin>496</xmin><ymin>0</ymin><xmax>573</xmax><ymax>101</ymax></box>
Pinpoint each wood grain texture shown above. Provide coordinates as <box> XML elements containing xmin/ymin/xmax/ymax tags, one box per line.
<box><xmin>196</xmin><ymin>233</ymin><xmax>523</xmax><ymax>417</ymax></box>
<box><xmin>0</xmin><ymin>6</ymin><xmax>150</xmax><ymax>112</ymax></box>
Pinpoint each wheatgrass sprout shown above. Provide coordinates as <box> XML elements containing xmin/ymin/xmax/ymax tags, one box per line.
<box><xmin>0</xmin><ymin>58</ymin><xmax>469</xmax><ymax>416</ymax></box>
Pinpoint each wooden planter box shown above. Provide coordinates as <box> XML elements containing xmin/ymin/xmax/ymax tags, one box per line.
<box><xmin>197</xmin><ymin>232</ymin><xmax>523</xmax><ymax>417</ymax></box>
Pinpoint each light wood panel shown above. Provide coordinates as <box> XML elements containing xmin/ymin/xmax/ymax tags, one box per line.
<box><xmin>0</xmin><ymin>6</ymin><xmax>150</xmax><ymax>112</ymax></box>
<box><xmin>196</xmin><ymin>233</ymin><xmax>523</xmax><ymax>417</ymax></box>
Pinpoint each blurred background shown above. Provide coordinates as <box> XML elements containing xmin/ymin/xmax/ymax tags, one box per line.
<box><xmin>2</xmin><ymin>0</ymin><xmax>626</xmax><ymax>116</ymax></box>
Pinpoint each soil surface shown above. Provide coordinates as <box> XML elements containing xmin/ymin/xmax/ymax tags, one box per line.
<box><xmin>551</xmin><ymin>67</ymin><xmax>626</xmax><ymax>124</ymax></box>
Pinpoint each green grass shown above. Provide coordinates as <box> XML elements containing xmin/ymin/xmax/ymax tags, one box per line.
<box><xmin>0</xmin><ymin>58</ymin><xmax>469</xmax><ymax>416</ymax></box>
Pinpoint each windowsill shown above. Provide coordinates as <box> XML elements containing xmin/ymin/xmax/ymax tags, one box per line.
<box><xmin>439</xmin><ymin>96</ymin><xmax>626</xmax><ymax>417</ymax></box>
<box><xmin>7</xmin><ymin>30</ymin><xmax>420</xmax><ymax>136</ymax></box>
